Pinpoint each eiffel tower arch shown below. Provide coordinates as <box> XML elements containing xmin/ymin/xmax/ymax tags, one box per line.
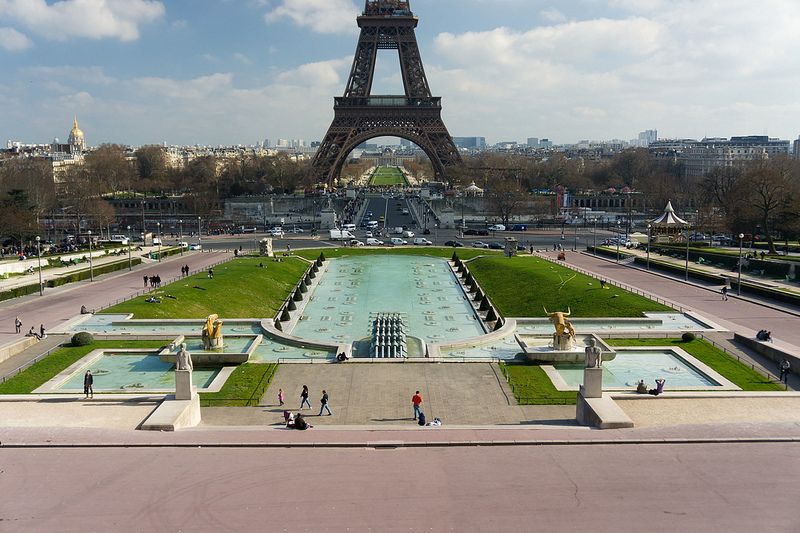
<box><xmin>312</xmin><ymin>0</ymin><xmax>462</xmax><ymax>184</ymax></box>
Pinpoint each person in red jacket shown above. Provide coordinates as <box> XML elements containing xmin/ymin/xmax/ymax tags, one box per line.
<box><xmin>412</xmin><ymin>391</ymin><xmax>423</xmax><ymax>420</ymax></box>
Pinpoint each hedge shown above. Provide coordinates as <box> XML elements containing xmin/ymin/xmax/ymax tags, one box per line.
<box><xmin>0</xmin><ymin>257</ymin><xmax>143</xmax><ymax>302</ymax></box>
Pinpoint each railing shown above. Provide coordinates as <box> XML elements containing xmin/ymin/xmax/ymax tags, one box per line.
<box><xmin>335</xmin><ymin>96</ymin><xmax>441</xmax><ymax>108</ymax></box>
<box><xmin>0</xmin><ymin>344</ymin><xmax>61</xmax><ymax>384</ymax></box>
<box><xmin>698</xmin><ymin>333</ymin><xmax>782</xmax><ymax>384</ymax></box>
<box><xmin>533</xmin><ymin>252</ymin><xmax>683</xmax><ymax>312</ymax></box>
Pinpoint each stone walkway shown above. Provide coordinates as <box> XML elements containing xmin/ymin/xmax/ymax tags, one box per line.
<box><xmin>200</xmin><ymin>363</ymin><xmax>576</xmax><ymax>427</ymax></box>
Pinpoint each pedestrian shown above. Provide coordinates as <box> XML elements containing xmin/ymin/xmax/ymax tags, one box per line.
<box><xmin>412</xmin><ymin>390</ymin><xmax>423</xmax><ymax>420</ymax></box>
<box><xmin>83</xmin><ymin>370</ymin><xmax>93</xmax><ymax>399</ymax></box>
<box><xmin>600</xmin><ymin>279</ymin><xmax>607</xmax><ymax>290</ymax></box>
<box><xmin>143</xmin><ymin>275</ymin><xmax>148</xmax><ymax>288</ymax></box>
<box><xmin>300</xmin><ymin>385</ymin><xmax>311</xmax><ymax>409</ymax></box>
<box><xmin>39</xmin><ymin>324</ymin><xmax>46</xmax><ymax>339</ymax></box>
<box><xmin>721</xmin><ymin>286</ymin><xmax>729</xmax><ymax>301</ymax></box>
<box><xmin>184</xmin><ymin>264</ymin><xmax>189</xmax><ymax>277</ymax></box>
<box><xmin>780</xmin><ymin>359</ymin><xmax>791</xmax><ymax>383</ymax></box>
<box><xmin>14</xmin><ymin>316</ymin><xmax>22</xmax><ymax>334</ymax></box>
<box><xmin>278</xmin><ymin>388</ymin><xmax>284</xmax><ymax>406</ymax></box>
<box><xmin>318</xmin><ymin>389</ymin><xmax>333</xmax><ymax>416</ymax></box>
<box><xmin>208</xmin><ymin>268</ymin><xmax>214</xmax><ymax>279</ymax></box>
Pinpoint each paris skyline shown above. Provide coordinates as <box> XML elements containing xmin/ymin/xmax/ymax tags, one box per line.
<box><xmin>1</xmin><ymin>0</ymin><xmax>799</xmax><ymax>147</ymax></box>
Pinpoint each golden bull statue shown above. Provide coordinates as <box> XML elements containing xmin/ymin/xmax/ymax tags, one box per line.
<box><xmin>202</xmin><ymin>313</ymin><xmax>224</xmax><ymax>350</ymax></box>
<box><xmin>544</xmin><ymin>307</ymin><xmax>576</xmax><ymax>338</ymax></box>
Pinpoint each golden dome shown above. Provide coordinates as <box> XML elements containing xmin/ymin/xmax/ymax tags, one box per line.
<box><xmin>70</xmin><ymin>117</ymin><xmax>84</xmax><ymax>140</ymax></box>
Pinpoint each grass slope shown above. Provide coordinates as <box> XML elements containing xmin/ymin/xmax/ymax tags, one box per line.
<box><xmin>200</xmin><ymin>363</ymin><xmax>278</xmax><ymax>406</ymax></box>
<box><xmin>605</xmin><ymin>338</ymin><xmax>783</xmax><ymax>391</ymax></box>
<box><xmin>469</xmin><ymin>256</ymin><xmax>671</xmax><ymax>317</ymax></box>
<box><xmin>499</xmin><ymin>363</ymin><xmax>577</xmax><ymax>405</ymax></box>
<box><xmin>103</xmin><ymin>257</ymin><xmax>308</xmax><ymax>319</ymax></box>
<box><xmin>0</xmin><ymin>340</ymin><xmax>166</xmax><ymax>394</ymax></box>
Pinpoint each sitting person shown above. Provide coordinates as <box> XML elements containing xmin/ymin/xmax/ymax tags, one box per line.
<box><xmin>284</xmin><ymin>410</ymin><xmax>295</xmax><ymax>428</ymax></box>
<box><xmin>80</xmin><ymin>305</ymin><xmax>89</xmax><ymax>314</ymax></box>
<box><xmin>648</xmin><ymin>378</ymin><xmax>666</xmax><ymax>396</ymax></box>
<box><xmin>636</xmin><ymin>380</ymin><xmax>648</xmax><ymax>394</ymax></box>
<box><xmin>756</xmin><ymin>330</ymin><xmax>772</xmax><ymax>342</ymax></box>
<box><xmin>294</xmin><ymin>413</ymin><xmax>309</xmax><ymax>430</ymax></box>
<box><xmin>26</xmin><ymin>327</ymin><xmax>40</xmax><ymax>340</ymax></box>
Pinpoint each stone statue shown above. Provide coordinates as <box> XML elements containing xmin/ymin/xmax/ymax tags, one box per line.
<box><xmin>176</xmin><ymin>343</ymin><xmax>193</xmax><ymax>371</ymax></box>
<box><xmin>584</xmin><ymin>338</ymin><xmax>602</xmax><ymax>368</ymax></box>
<box><xmin>544</xmin><ymin>307</ymin><xmax>576</xmax><ymax>338</ymax></box>
<box><xmin>201</xmin><ymin>314</ymin><xmax>224</xmax><ymax>350</ymax></box>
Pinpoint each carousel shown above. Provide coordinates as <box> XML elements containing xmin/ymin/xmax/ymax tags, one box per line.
<box><xmin>650</xmin><ymin>201</ymin><xmax>690</xmax><ymax>244</ymax></box>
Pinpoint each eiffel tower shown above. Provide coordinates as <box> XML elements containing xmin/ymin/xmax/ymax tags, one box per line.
<box><xmin>312</xmin><ymin>0</ymin><xmax>462</xmax><ymax>184</ymax></box>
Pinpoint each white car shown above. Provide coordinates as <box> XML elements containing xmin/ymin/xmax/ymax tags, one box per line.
<box><xmin>189</xmin><ymin>243</ymin><xmax>202</xmax><ymax>251</ymax></box>
<box><xmin>349</xmin><ymin>239</ymin><xmax>365</xmax><ymax>247</ymax></box>
<box><xmin>177</xmin><ymin>241</ymin><xmax>189</xmax><ymax>248</ymax></box>
<box><xmin>364</xmin><ymin>231</ymin><xmax>373</xmax><ymax>238</ymax></box>
<box><xmin>402</xmin><ymin>230</ymin><xmax>415</xmax><ymax>238</ymax></box>
<box><xmin>488</xmin><ymin>224</ymin><xmax>506</xmax><ymax>231</ymax></box>
<box><xmin>366</xmin><ymin>238</ymin><xmax>384</xmax><ymax>246</ymax></box>
<box><xmin>289</xmin><ymin>227</ymin><xmax>304</xmax><ymax>234</ymax></box>
<box><xmin>270</xmin><ymin>228</ymin><xmax>285</xmax><ymax>238</ymax></box>
<box><xmin>413</xmin><ymin>238</ymin><xmax>433</xmax><ymax>246</ymax></box>
<box><xmin>472</xmin><ymin>241</ymin><xmax>490</xmax><ymax>248</ymax></box>
<box><xmin>390</xmin><ymin>237</ymin><xmax>407</xmax><ymax>246</ymax></box>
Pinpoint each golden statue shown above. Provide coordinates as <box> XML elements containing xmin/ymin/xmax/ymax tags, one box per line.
<box><xmin>202</xmin><ymin>314</ymin><xmax>224</xmax><ymax>350</ymax></box>
<box><xmin>544</xmin><ymin>307</ymin><xmax>576</xmax><ymax>338</ymax></box>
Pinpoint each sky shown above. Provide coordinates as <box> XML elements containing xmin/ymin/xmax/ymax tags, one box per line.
<box><xmin>1</xmin><ymin>0</ymin><xmax>800</xmax><ymax>147</ymax></box>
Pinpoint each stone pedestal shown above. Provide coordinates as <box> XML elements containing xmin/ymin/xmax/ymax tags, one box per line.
<box><xmin>579</xmin><ymin>367</ymin><xmax>603</xmax><ymax>399</ymax></box>
<box><xmin>175</xmin><ymin>369</ymin><xmax>195</xmax><ymax>401</ymax></box>
<box><xmin>553</xmin><ymin>333</ymin><xmax>574</xmax><ymax>351</ymax></box>
<box><xmin>439</xmin><ymin>208</ymin><xmax>455</xmax><ymax>229</ymax></box>
<box><xmin>259</xmin><ymin>238</ymin><xmax>274</xmax><ymax>257</ymax></box>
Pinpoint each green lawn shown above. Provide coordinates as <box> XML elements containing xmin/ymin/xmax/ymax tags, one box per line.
<box><xmin>369</xmin><ymin>166</ymin><xmax>407</xmax><ymax>186</ymax></box>
<box><xmin>468</xmin><ymin>256</ymin><xmax>671</xmax><ymax>317</ymax></box>
<box><xmin>499</xmin><ymin>363</ymin><xmax>577</xmax><ymax>405</ymax></box>
<box><xmin>0</xmin><ymin>340</ymin><xmax>166</xmax><ymax>394</ymax></box>
<box><xmin>103</xmin><ymin>257</ymin><xmax>308</xmax><ymax>319</ymax></box>
<box><xmin>199</xmin><ymin>363</ymin><xmax>278</xmax><ymax>406</ymax></box>
<box><xmin>296</xmin><ymin>247</ymin><xmax>499</xmax><ymax>261</ymax></box>
<box><xmin>605</xmin><ymin>338</ymin><xmax>783</xmax><ymax>391</ymax></box>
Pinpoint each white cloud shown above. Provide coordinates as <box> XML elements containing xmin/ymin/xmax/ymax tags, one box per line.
<box><xmin>265</xmin><ymin>0</ymin><xmax>358</xmax><ymax>35</ymax></box>
<box><xmin>22</xmin><ymin>66</ymin><xmax>116</xmax><ymax>85</ymax></box>
<box><xmin>0</xmin><ymin>0</ymin><xmax>165</xmax><ymax>42</ymax></box>
<box><xmin>0</xmin><ymin>26</ymin><xmax>32</xmax><ymax>50</ymax></box>
<box><xmin>276</xmin><ymin>57</ymin><xmax>350</xmax><ymax>88</ymax></box>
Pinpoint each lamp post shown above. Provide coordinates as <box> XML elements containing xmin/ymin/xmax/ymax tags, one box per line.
<box><xmin>35</xmin><ymin>236</ymin><xmax>43</xmax><ymax>296</ymax></box>
<box><xmin>646</xmin><ymin>224</ymin><xmax>651</xmax><ymax>271</ymax></box>
<box><xmin>179</xmin><ymin>219</ymin><xmax>184</xmax><ymax>256</ymax></box>
<box><xmin>684</xmin><ymin>225</ymin><xmax>691</xmax><ymax>282</ymax></box>
<box><xmin>87</xmin><ymin>230</ymin><xmax>94</xmax><ymax>282</ymax></box>
<box><xmin>593</xmin><ymin>218</ymin><xmax>597</xmax><ymax>256</ymax></box>
<box><xmin>616</xmin><ymin>220</ymin><xmax>621</xmax><ymax>263</ymax></box>
<box><xmin>197</xmin><ymin>217</ymin><xmax>202</xmax><ymax>242</ymax></box>
<box><xmin>573</xmin><ymin>222</ymin><xmax>578</xmax><ymax>251</ymax></box>
<box><xmin>126</xmin><ymin>225</ymin><xmax>132</xmax><ymax>271</ymax></box>
<box><xmin>156</xmin><ymin>222</ymin><xmax>161</xmax><ymax>262</ymax></box>
<box><xmin>738</xmin><ymin>233</ymin><xmax>744</xmax><ymax>295</ymax></box>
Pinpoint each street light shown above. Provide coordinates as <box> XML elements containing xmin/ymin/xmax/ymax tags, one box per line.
<box><xmin>646</xmin><ymin>224</ymin><xmax>651</xmax><ymax>271</ymax></box>
<box><xmin>127</xmin><ymin>225</ymin><xmax>132</xmax><ymax>271</ymax></box>
<box><xmin>87</xmin><ymin>230</ymin><xmax>94</xmax><ymax>282</ymax></box>
<box><xmin>573</xmin><ymin>222</ymin><xmax>578</xmax><ymax>252</ymax></box>
<box><xmin>178</xmin><ymin>219</ymin><xmax>184</xmax><ymax>256</ymax></box>
<box><xmin>197</xmin><ymin>217</ymin><xmax>202</xmax><ymax>242</ymax></box>
<box><xmin>156</xmin><ymin>222</ymin><xmax>161</xmax><ymax>262</ymax></box>
<box><xmin>616</xmin><ymin>220</ymin><xmax>621</xmax><ymax>263</ymax></box>
<box><xmin>35</xmin><ymin>236</ymin><xmax>43</xmax><ymax>296</ymax></box>
<box><xmin>738</xmin><ymin>233</ymin><xmax>744</xmax><ymax>295</ymax></box>
<box><xmin>592</xmin><ymin>218</ymin><xmax>597</xmax><ymax>256</ymax></box>
<box><xmin>684</xmin><ymin>225</ymin><xmax>691</xmax><ymax>282</ymax></box>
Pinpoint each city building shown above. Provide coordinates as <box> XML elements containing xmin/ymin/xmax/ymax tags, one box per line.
<box><xmin>453</xmin><ymin>137</ymin><xmax>486</xmax><ymax>150</ymax></box>
<box><xmin>793</xmin><ymin>136</ymin><xmax>800</xmax><ymax>160</ymax></box>
<box><xmin>527</xmin><ymin>138</ymin><xmax>539</xmax><ymax>148</ymax></box>
<box><xmin>650</xmin><ymin>136</ymin><xmax>791</xmax><ymax>177</ymax></box>
<box><xmin>636</xmin><ymin>129</ymin><xmax>658</xmax><ymax>147</ymax></box>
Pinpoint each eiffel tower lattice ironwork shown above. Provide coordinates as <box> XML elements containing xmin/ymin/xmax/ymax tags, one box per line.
<box><xmin>312</xmin><ymin>0</ymin><xmax>462</xmax><ymax>184</ymax></box>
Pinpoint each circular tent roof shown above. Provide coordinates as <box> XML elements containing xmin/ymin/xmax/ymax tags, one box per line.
<box><xmin>650</xmin><ymin>201</ymin><xmax>689</xmax><ymax>227</ymax></box>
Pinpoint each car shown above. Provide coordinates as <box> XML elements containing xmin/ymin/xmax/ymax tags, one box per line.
<box><xmin>472</xmin><ymin>241</ymin><xmax>489</xmax><ymax>248</ymax></box>
<box><xmin>366</xmin><ymin>238</ymin><xmax>384</xmax><ymax>246</ymax></box>
<box><xmin>379</xmin><ymin>215</ymin><xmax>385</xmax><ymax>222</ymax></box>
<box><xmin>289</xmin><ymin>227</ymin><xmax>304</xmax><ymax>233</ymax></box>
<box><xmin>413</xmin><ymin>237</ymin><xmax>433</xmax><ymax>245</ymax></box>
<box><xmin>349</xmin><ymin>239</ymin><xmax>365</xmax><ymax>247</ymax></box>
<box><xmin>390</xmin><ymin>237</ymin><xmax>407</xmax><ymax>246</ymax></box>
<box><xmin>365</xmin><ymin>231</ymin><xmax>373</xmax><ymax>238</ymax></box>
<box><xmin>177</xmin><ymin>241</ymin><xmax>189</xmax><ymax>248</ymax></box>
<box><xmin>401</xmin><ymin>208</ymin><xmax>409</xmax><ymax>215</ymax></box>
<box><xmin>488</xmin><ymin>224</ymin><xmax>506</xmax><ymax>231</ymax></box>
<box><xmin>488</xmin><ymin>242</ymin><xmax>504</xmax><ymax>250</ymax></box>
<box><xmin>445</xmin><ymin>240</ymin><xmax>464</xmax><ymax>247</ymax></box>
<box><xmin>511</xmin><ymin>224</ymin><xmax>528</xmax><ymax>231</ymax></box>
<box><xmin>189</xmin><ymin>243</ymin><xmax>202</xmax><ymax>251</ymax></box>
<box><xmin>366</xmin><ymin>211</ymin><xmax>373</xmax><ymax>217</ymax></box>
<box><xmin>402</xmin><ymin>231</ymin><xmax>415</xmax><ymax>238</ymax></box>
<box><xmin>463</xmin><ymin>229</ymin><xmax>479</xmax><ymax>236</ymax></box>
<box><xmin>269</xmin><ymin>229</ymin><xmax>285</xmax><ymax>238</ymax></box>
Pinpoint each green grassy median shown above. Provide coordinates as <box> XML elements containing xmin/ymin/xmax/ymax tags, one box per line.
<box><xmin>499</xmin><ymin>363</ymin><xmax>577</xmax><ymax>405</ymax></box>
<box><xmin>103</xmin><ymin>257</ymin><xmax>308</xmax><ymax>319</ymax></box>
<box><xmin>200</xmin><ymin>363</ymin><xmax>277</xmax><ymax>407</ymax></box>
